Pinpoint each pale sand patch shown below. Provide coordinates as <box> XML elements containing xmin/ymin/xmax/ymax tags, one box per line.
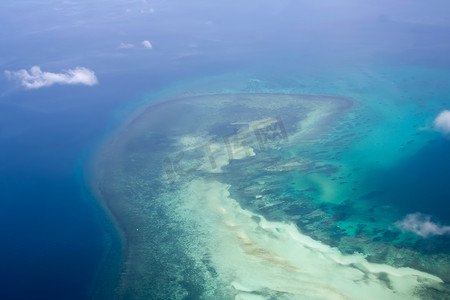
<box><xmin>176</xmin><ymin>179</ymin><xmax>442</xmax><ymax>300</ymax></box>
<box><xmin>93</xmin><ymin>93</ymin><xmax>357</xmax><ymax>298</ymax></box>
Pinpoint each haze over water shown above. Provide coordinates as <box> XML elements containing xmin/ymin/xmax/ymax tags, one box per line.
<box><xmin>1</xmin><ymin>1</ymin><xmax>450</xmax><ymax>299</ymax></box>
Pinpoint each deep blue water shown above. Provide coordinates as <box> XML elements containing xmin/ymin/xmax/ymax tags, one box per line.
<box><xmin>0</xmin><ymin>62</ymin><xmax>183</xmax><ymax>298</ymax></box>
<box><xmin>381</xmin><ymin>138</ymin><xmax>450</xmax><ymax>223</ymax></box>
<box><xmin>0</xmin><ymin>59</ymin><xmax>237</xmax><ymax>299</ymax></box>
<box><xmin>0</xmin><ymin>169</ymin><xmax>101</xmax><ymax>297</ymax></box>
<box><xmin>0</xmin><ymin>172</ymin><xmax>104</xmax><ymax>299</ymax></box>
<box><xmin>0</xmin><ymin>90</ymin><xmax>109</xmax><ymax>299</ymax></box>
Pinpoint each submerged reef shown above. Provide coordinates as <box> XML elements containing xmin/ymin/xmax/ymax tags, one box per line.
<box><xmin>94</xmin><ymin>93</ymin><xmax>449</xmax><ymax>299</ymax></box>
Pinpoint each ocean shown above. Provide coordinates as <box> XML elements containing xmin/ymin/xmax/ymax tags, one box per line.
<box><xmin>1</xmin><ymin>1</ymin><xmax>450</xmax><ymax>299</ymax></box>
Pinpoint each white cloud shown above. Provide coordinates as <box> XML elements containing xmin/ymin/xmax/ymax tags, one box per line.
<box><xmin>142</xmin><ymin>40</ymin><xmax>152</xmax><ymax>49</ymax></box>
<box><xmin>118</xmin><ymin>42</ymin><xmax>135</xmax><ymax>49</ymax></box>
<box><xmin>5</xmin><ymin>66</ymin><xmax>98</xmax><ymax>89</ymax></box>
<box><xmin>433</xmin><ymin>110</ymin><xmax>450</xmax><ymax>136</ymax></box>
<box><xmin>139</xmin><ymin>0</ymin><xmax>154</xmax><ymax>13</ymax></box>
<box><xmin>140</xmin><ymin>7</ymin><xmax>154</xmax><ymax>14</ymax></box>
<box><xmin>395</xmin><ymin>213</ymin><xmax>450</xmax><ymax>238</ymax></box>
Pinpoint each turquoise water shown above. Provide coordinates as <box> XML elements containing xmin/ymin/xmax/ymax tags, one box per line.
<box><xmin>93</xmin><ymin>63</ymin><xmax>450</xmax><ymax>298</ymax></box>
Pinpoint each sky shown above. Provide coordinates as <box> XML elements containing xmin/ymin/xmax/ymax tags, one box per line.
<box><xmin>2</xmin><ymin>0</ymin><xmax>450</xmax><ymax>80</ymax></box>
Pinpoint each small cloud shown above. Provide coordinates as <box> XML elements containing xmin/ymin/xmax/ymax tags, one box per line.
<box><xmin>142</xmin><ymin>40</ymin><xmax>152</xmax><ymax>49</ymax></box>
<box><xmin>139</xmin><ymin>0</ymin><xmax>154</xmax><ymax>13</ymax></box>
<box><xmin>395</xmin><ymin>213</ymin><xmax>450</xmax><ymax>238</ymax></box>
<box><xmin>433</xmin><ymin>110</ymin><xmax>450</xmax><ymax>136</ymax></box>
<box><xmin>118</xmin><ymin>42</ymin><xmax>135</xmax><ymax>49</ymax></box>
<box><xmin>5</xmin><ymin>66</ymin><xmax>98</xmax><ymax>89</ymax></box>
<box><xmin>140</xmin><ymin>7</ymin><xmax>154</xmax><ymax>14</ymax></box>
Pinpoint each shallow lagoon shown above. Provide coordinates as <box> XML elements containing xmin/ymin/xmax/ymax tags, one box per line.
<box><xmin>93</xmin><ymin>73</ymin><xmax>450</xmax><ymax>298</ymax></box>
